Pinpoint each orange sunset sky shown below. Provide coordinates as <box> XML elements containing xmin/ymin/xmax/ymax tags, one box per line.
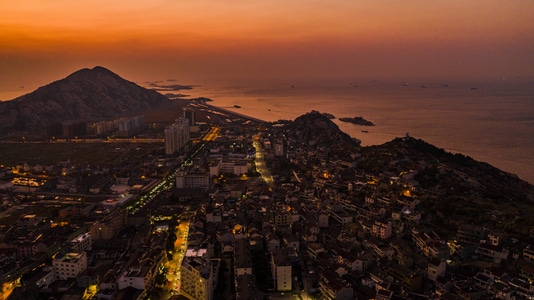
<box><xmin>1</xmin><ymin>1</ymin><xmax>534</xmax><ymax>97</ymax></box>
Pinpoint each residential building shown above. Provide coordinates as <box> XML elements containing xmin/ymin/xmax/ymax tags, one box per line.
<box><xmin>270</xmin><ymin>248</ymin><xmax>292</xmax><ymax>292</ymax></box>
<box><xmin>70</xmin><ymin>232</ymin><xmax>92</xmax><ymax>251</ymax></box>
<box><xmin>90</xmin><ymin>209</ymin><xmax>128</xmax><ymax>241</ymax></box>
<box><xmin>117</xmin><ymin>262</ymin><xmax>157</xmax><ymax>293</ymax></box>
<box><xmin>176</xmin><ymin>172</ymin><xmax>210</xmax><ymax>190</ymax></box>
<box><xmin>53</xmin><ymin>251</ymin><xmax>88</xmax><ymax>281</ymax></box>
<box><xmin>427</xmin><ymin>258</ymin><xmax>446</xmax><ymax>281</ymax></box>
<box><xmin>319</xmin><ymin>269</ymin><xmax>353</xmax><ymax>300</ymax></box>
<box><xmin>372</xmin><ymin>221</ymin><xmax>392</xmax><ymax>240</ymax></box>
<box><xmin>180</xmin><ymin>256</ymin><xmax>214</xmax><ymax>300</ymax></box>
<box><xmin>164</xmin><ymin>117</ymin><xmax>190</xmax><ymax>155</ymax></box>
<box><xmin>234</xmin><ymin>238</ymin><xmax>253</xmax><ymax>277</ymax></box>
<box><xmin>183</xmin><ymin>106</ymin><xmax>196</xmax><ymax>126</ymax></box>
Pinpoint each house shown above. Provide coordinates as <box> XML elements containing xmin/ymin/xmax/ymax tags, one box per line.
<box><xmin>234</xmin><ymin>238</ymin><xmax>253</xmax><ymax>277</ymax></box>
<box><xmin>270</xmin><ymin>248</ymin><xmax>292</xmax><ymax>292</ymax></box>
<box><xmin>53</xmin><ymin>251</ymin><xmax>88</xmax><ymax>281</ymax></box>
<box><xmin>488</xmin><ymin>281</ymin><xmax>513</xmax><ymax>300</ymax></box>
<box><xmin>306</xmin><ymin>241</ymin><xmax>325</xmax><ymax>260</ymax></box>
<box><xmin>372</xmin><ymin>221</ymin><xmax>392</xmax><ymax>240</ymax></box>
<box><xmin>454</xmin><ymin>280</ymin><xmax>487</xmax><ymax>300</ymax></box>
<box><xmin>375</xmin><ymin>289</ymin><xmax>393</xmax><ymax>300</ymax></box>
<box><xmin>427</xmin><ymin>258</ymin><xmax>446</xmax><ymax>281</ymax></box>
<box><xmin>90</xmin><ymin>209</ymin><xmax>128</xmax><ymax>241</ymax></box>
<box><xmin>281</xmin><ymin>231</ymin><xmax>299</xmax><ymax>250</ymax></box>
<box><xmin>387</xmin><ymin>263</ymin><xmax>422</xmax><ymax>292</ymax></box>
<box><xmin>475</xmin><ymin>242</ymin><xmax>509</xmax><ymax>264</ymax></box>
<box><xmin>523</xmin><ymin>245</ymin><xmax>534</xmax><ymax>261</ymax></box>
<box><xmin>319</xmin><ymin>269</ymin><xmax>353</xmax><ymax>300</ymax></box>
<box><xmin>343</xmin><ymin>249</ymin><xmax>373</xmax><ymax>272</ymax></box>
<box><xmin>472</xmin><ymin>272</ymin><xmax>493</xmax><ymax>289</ymax></box>
<box><xmin>265</xmin><ymin>233</ymin><xmax>281</xmax><ymax>252</ymax></box>
<box><xmin>412</xmin><ymin>230</ymin><xmax>449</xmax><ymax>260</ymax></box>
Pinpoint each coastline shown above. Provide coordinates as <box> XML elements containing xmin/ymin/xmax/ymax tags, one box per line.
<box><xmin>186</xmin><ymin>82</ymin><xmax>534</xmax><ymax>185</ymax></box>
<box><xmin>194</xmin><ymin>99</ymin><xmax>268</xmax><ymax>124</ymax></box>
<box><xmin>3</xmin><ymin>78</ymin><xmax>532</xmax><ymax>185</ymax></box>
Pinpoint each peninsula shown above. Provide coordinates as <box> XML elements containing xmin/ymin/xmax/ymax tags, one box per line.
<box><xmin>1</xmin><ymin>67</ymin><xmax>533</xmax><ymax>300</ymax></box>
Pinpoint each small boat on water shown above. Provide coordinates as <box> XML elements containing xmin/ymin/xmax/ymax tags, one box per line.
<box><xmin>361</xmin><ymin>130</ymin><xmax>369</xmax><ymax>133</ymax></box>
<box><xmin>234</xmin><ymin>105</ymin><xmax>241</xmax><ymax>108</ymax></box>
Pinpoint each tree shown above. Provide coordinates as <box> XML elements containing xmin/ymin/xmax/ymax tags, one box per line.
<box><xmin>155</xmin><ymin>267</ymin><xmax>169</xmax><ymax>286</ymax></box>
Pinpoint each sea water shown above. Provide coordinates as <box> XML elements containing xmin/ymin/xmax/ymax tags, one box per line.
<box><xmin>188</xmin><ymin>79</ymin><xmax>534</xmax><ymax>184</ymax></box>
<box><xmin>2</xmin><ymin>78</ymin><xmax>533</xmax><ymax>184</ymax></box>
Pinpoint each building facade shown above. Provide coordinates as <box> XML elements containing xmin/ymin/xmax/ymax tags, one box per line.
<box><xmin>180</xmin><ymin>256</ymin><xmax>214</xmax><ymax>300</ymax></box>
<box><xmin>164</xmin><ymin>117</ymin><xmax>190</xmax><ymax>155</ymax></box>
<box><xmin>53</xmin><ymin>251</ymin><xmax>88</xmax><ymax>281</ymax></box>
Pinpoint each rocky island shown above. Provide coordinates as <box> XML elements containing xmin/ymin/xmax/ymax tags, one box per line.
<box><xmin>339</xmin><ymin>116</ymin><xmax>375</xmax><ymax>126</ymax></box>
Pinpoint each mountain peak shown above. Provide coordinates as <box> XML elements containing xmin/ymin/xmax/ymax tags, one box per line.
<box><xmin>0</xmin><ymin>66</ymin><xmax>173</xmax><ymax>137</ymax></box>
<box><xmin>65</xmin><ymin>66</ymin><xmax>121</xmax><ymax>81</ymax></box>
<box><xmin>280</xmin><ymin>110</ymin><xmax>361</xmax><ymax>158</ymax></box>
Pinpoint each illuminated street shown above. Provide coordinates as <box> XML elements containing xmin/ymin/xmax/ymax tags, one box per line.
<box><xmin>253</xmin><ymin>136</ymin><xmax>274</xmax><ymax>186</ymax></box>
<box><xmin>0</xmin><ymin>281</ymin><xmax>16</xmax><ymax>300</ymax></box>
<box><xmin>163</xmin><ymin>219</ymin><xmax>189</xmax><ymax>297</ymax></box>
<box><xmin>202</xmin><ymin>126</ymin><xmax>220</xmax><ymax>141</ymax></box>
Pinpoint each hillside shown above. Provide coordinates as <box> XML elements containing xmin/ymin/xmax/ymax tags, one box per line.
<box><xmin>280</xmin><ymin>110</ymin><xmax>361</xmax><ymax>158</ymax></box>
<box><xmin>279</xmin><ymin>111</ymin><xmax>534</xmax><ymax>237</ymax></box>
<box><xmin>0</xmin><ymin>66</ymin><xmax>175</xmax><ymax>136</ymax></box>
<box><xmin>358</xmin><ymin>136</ymin><xmax>533</xmax><ymax>199</ymax></box>
<box><xmin>281</xmin><ymin>111</ymin><xmax>533</xmax><ymax>203</ymax></box>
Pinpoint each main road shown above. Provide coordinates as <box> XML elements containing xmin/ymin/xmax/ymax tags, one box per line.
<box><xmin>253</xmin><ymin>135</ymin><xmax>274</xmax><ymax>186</ymax></box>
<box><xmin>127</xmin><ymin>126</ymin><xmax>217</xmax><ymax>215</ymax></box>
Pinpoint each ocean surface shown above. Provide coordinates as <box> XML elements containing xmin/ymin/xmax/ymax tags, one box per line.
<box><xmin>1</xmin><ymin>78</ymin><xmax>533</xmax><ymax>184</ymax></box>
<box><xmin>186</xmin><ymin>79</ymin><xmax>534</xmax><ymax>184</ymax></box>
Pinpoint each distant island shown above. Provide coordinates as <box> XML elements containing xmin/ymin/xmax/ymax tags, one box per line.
<box><xmin>339</xmin><ymin>116</ymin><xmax>375</xmax><ymax>126</ymax></box>
<box><xmin>164</xmin><ymin>93</ymin><xmax>189</xmax><ymax>98</ymax></box>
<box><xmin>146</xmin><ymin>83</ymin><xmax>195</xmax><ymax>90</ymax></box>
<box><xmin>322</xmin><ymin>113</ymin><xmax>335</xmax><ymax>119</ymax></box>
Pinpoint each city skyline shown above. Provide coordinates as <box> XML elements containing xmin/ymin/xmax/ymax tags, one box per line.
<box><xmin>2</xmin><ymin>1</ymin><xmax>534</xmax><ymax>97</ymax></box>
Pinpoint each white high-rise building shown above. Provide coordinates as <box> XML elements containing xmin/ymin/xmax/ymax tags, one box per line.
<box><xmin>164</xmin><ymin>117</ymin><xmax>190</xmax><ymax>155</ymax></box>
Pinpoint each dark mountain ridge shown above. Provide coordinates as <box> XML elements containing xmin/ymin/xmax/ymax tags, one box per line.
<box><xmin>285</xmin><ymin>111</ymin><xmax>534</xmax><ymax>203</ymax></box>
<box><xmin>281</xmin><ymin>111</ymin><xmax>534</xmax><ymax>240</ymax></box>
<box><xmin>280</xmin><ymin>110</ymin><xmax>361</xmax><ymax>158</ymax></box>
<box><xmin>0</xmin><ymin>66</ymin><xmax>173</xmax><ymax>136</ymax></box>
<box><xmin>359</xmin><ymin>136</ymin><xmax>534</xmax><ymax>202</ymax></box>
